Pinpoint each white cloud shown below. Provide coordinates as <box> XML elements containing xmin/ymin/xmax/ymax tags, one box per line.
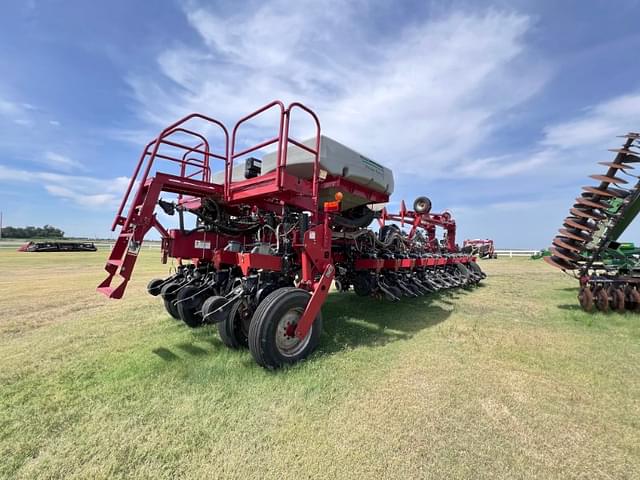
<box><xmin>454</xmin><ymin>150</ymin><xmax>554</xmax><ymax>178</ymax></box>
<box><xmin>541</xmin><ymin>92</ymin><xmax>640</xmax><ymax>150</ymax></box>
<box><xmin>451</xmin><ymin>197</ymin><xmax>551</xmax><ymax>215</ymax></box>
<box><xmin>123</xmin><ymin>2</ymin><xmax>549</xmax><ymax>178</ymax></box>
<box><xmin>454</xmin><ymin>91</ymin><xmax>640</xmax><ymax>179</ymax></box>
<box><xmin>0</xmin><ymin>164</ymin><xmax>130</xmax><ymax>209</ymax></box>
<box><xmin>0</xmin><ymin>97</ymin><xmax>34</xmax><ymax>126</ymax></box>
<box><xmin>43</xmin><ymin>151</ymin><xmax>86</xmax><ymax>172</ymax></box>
<box><xmin>0</xmin><ymin>98</ymin><xmax>21</xmax><ymax>116</ymax></box>
<box><xmin>43</xmin><ymin>185</ymin><xmax>118</xmax><ymax>208</ymax></box>
<box><xmin>0</xmin><ymin>164</ymin><xmax>30</xmax><ymax>182</ymax></box>
<box><xmin>445</xmin><ymin>90</ymin><xmax>640</xmax><ymax>246</ymax></box>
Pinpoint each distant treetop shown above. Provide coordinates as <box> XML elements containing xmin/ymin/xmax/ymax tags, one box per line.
<box><xmin>2</xmin><ymin>224</ymin><xmax>65</xmax><ymax>239</ymax></box>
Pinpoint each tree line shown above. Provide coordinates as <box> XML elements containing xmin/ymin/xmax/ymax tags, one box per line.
<box><xmin>1</xmin><ymin>224</ymin><xmax>65</xmax><ymax>239</ymax></box>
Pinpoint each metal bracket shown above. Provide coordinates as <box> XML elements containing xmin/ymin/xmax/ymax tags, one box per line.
<box><xmin>295</xmin><ymin>263</ymin><xmax>334</xmax><ymax>340</ymax></box>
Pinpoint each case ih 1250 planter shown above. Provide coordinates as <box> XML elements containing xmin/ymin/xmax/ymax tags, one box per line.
<box><xmin>98</xmin><ymin>101</ymin><xmax>485</xmax><ymax>368</ymax></box>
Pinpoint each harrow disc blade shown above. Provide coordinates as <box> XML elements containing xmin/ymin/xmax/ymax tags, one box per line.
<box><xmin>552</xmin><ymin>237</ymin><xmax>584</xmax><ymax>253</ymax></box>
<box><xmin>595</xmin><ymin>288</ymin><xmax>610</xmax><ymax>312</ymax></box>
<box><xmin>608</xmin><ymin>187</ymin><xmax>631</xmax><ymax>198</ymax></box>
<box><xmin>544</xmin><ymin>133</ymin><xmax>640</xmax><ymax>287</ymax></box>
<box><xmin>563</xmin><ymin>217</ymin><xmax>596</xmax><ymax>232</ymax></box>
<box><xmin>609</xmin><ymin>286</ymin><xmax>626</xmax><ymax>313</ymax></box>
<box><xmin>581</xmin><ymin>186</ymin><xmax>620</xmax><ymax>198</ymax></box>
<box><xmin>569</xmin><ymin>208</ymin><xmax>605</xmax><ymax>221</ymax></box>
<box><xmin>608</xmin><ymin>148</ymin><xmax>640</xmax><ymax>161</ymax></box>
<box><xmin>628</xmin><ymin>288</ymin><xmax>640</xmax><ymax>312</ymax></box>
<box><xmin>559</xmin><ymin>228</ymin><xmax>590</xmax><ymax>242</ymax></box>
<box><xmin>598</xmin><ymin>161</ymin><xmax>634</xmax><ymax>170</ymax></box>
<box><xmin>589</xmin><ymin>174</ymin><xmax>628</xmax><ymax>185</ymax></box>
<box><xmin>578</xmin><ymin>286</ymin><xmax>594</xmax><ymax>312</ymax></box>
<box><xmin>550</xmin><ymin>247</ymin><xmax>581</xmax><ymax>262</ymax></box>
<box><xmin>575</xmin><ymin>197</ymin><xmax>608</xmax><ymax>210</ymax></box>
<box><xmin>543</xmin><ymin>255</ymin><xmax>577</xmax><ymax>270</ymax></box>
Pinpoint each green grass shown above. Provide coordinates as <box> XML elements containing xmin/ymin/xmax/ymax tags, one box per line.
<box><xmin>1</xmin><ymin>251</ymin><xmax>639</xmax><ymax>479</ymax></box>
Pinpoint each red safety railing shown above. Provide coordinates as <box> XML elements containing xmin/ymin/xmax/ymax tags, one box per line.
<box><xmin>112</xmin><ymin>114</ymin><xmax>228</xmax><ymax>231</ymax></box>
<box><xmin>113</xmin><ymin>101</ymin><xmax>321</xmax><ymax>231</ymax></box>
<box><xmin>227</xmin><ymin>100</ymin><xmax>286</xmax><ymax>199</ymax></box>
<box><xmin>282</xmin><ymin>102</ymin><xmax>321</xmax><ymax>206</ymax></box>
<box><xmin>228</xmin><ymin>101</ymin><xmax>321</xmax><ymax>208</ymax></box>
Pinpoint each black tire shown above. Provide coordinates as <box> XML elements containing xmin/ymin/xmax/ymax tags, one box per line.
<box><xmin>469</xmin><ymin>261</ymin><xmax>485</xmax><ymax>280</ymax></box>
<box><xmin>353</xmin><ymin>273</ymin><xmax>373</xmax><ymax>297</ymax></box>
<box><xmin>218</xmin><ymin>300</ymin><xmax>253</xmax><ymax>349</ymax></box>
<box><xmin>334</xmin><ymin>278</ymin><xmax>349</xmax><ymax>292</ymax></box>
<box><xmin>248</xmin><ymin>287</ymin><xmax>322</xmax><ymax>369</ymax></box>
<box><xmin>161</xmin><ymin>283</ymin><xmax>181</xmax><ymax>320</ymax></box>
<box><xmin>413</xmin><ymin>196</ymin><xmax>432</xmax><ymax>214</ymax></box>
<box><xmin>176</xmin><ymin>286</ymin><xmax>206</xmax><ymax>328</ymax></box>
<box><xmin>201</xmin><ymin>295</ymin><xmax>229</xmax><ymax>324</ymax></box>
<box><xmin>456</xmin><ymin>264</ymin><xmax>471</xmax><ymax>286</ymax></box>
<box><xmin>147</xmin><ymin>278</ymin><xmax>164</xmax><ymax>296</ymax></box>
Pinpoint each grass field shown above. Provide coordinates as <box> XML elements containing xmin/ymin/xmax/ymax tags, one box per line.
<box><xmin>1</xmin><ymin>250</ymin><xmax>639</xmax><ymax>479</ymax></box>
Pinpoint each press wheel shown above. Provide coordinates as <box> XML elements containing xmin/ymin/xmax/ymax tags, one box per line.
<box><xmin>248</xmin><ymin>287</ymin><xmax>322</xmax><ymax>369</ymax></box>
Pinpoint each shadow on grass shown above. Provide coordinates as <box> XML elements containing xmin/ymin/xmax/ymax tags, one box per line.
<box><xmin>152</xmin><ymin>347</ymin><xmax>179</xmax><ymax>361</ymax></box>
<box><xmin>319</xmin><ymin>288</ymin><xmax>460</xmax><ymax>354</ymax></box>
<box><xmin>557</xmin><ymin>304</ymin><xmax>583</xmax><ymax>311</ymax></box>
<box><xmin>559</xmin><ymin>287</ymin><xmax>580</xmax><ymax>292</ymax></box>
<box><xmin>154</xmin><ymin>288</ymin><xmax>466</xmax><ymax>363</ymax></box>
<box><xmin>176</xmin><ymin>343</ymin><xmax>209</xmax><ymax>356</ymax></box>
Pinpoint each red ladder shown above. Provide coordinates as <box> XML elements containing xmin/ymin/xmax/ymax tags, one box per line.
<box><xmin>98</xmin><ymin>113</ymin><xmax>229</xmax><ymax>299</ymax></box>
<box><xmin>98</xmin><ymin>179</ymin><xmax>166</xmax><ymax>298</ymax></box>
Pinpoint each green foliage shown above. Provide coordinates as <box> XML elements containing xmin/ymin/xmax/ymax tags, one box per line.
<box><xmin>1</xmin><ymin>224</ymin><xmax>64</xmax><ymax>238</ymax></box>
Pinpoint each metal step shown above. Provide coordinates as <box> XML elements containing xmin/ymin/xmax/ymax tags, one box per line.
<box><xmin>97</xmin><ymin>286</ymin><xmax>116</xmax><ymax>297</ymax></box>
<box><xmin>96</xmin><ymin>281</ymin><xmax>127</xmax><ymax>299</ymax></box>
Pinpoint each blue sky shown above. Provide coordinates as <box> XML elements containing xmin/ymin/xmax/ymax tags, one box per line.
<box><xmin>1</xmin><ymin>0</ymin><xmax>639</xmax><ymax>248</ymax></box>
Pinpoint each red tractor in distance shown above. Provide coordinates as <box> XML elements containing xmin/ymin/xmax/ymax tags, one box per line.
<box><xmin>98</xmin><ymin>101</ymin><xmax>486</xmax><ymax>369</ymax></box>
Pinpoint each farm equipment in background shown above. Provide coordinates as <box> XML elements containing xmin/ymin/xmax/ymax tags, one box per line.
<box><xmin>544</xmin><ymin>132</ymin><xmax>640</xmax><ymax>312</ymax></box>
<box><xmin>462</xmin><ymin>239</ymin><xmax>497</xmax><ymax>259</ymax></box>
<box><xmin>18</xmin><ymin>241</ymin><xmax>97</xmax><ymax>252</ymax></box>
<box><xmin>98</xmin><ymin>100</ymin><xmax>485</xmax><ymax>368</ymax></box>
<box><xmin>530</xmin><ymin>249</ymin><xmax>551</xmax><ymax>260</ymax></box>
